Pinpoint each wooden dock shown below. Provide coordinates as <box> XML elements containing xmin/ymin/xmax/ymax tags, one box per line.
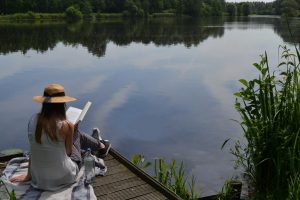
<box><xmin>93</xmin><ymin>148</ymin><xmax>182</xmax><ymax>200</ymax></box>
<box><xmin>0</xmin><ymin>148</ymin><xmax>182</xmax><ymax>200</ymax></box>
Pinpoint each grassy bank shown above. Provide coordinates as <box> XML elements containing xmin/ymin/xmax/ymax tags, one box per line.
<box><xmin>0</xmin><ymin>12</ymin><xmax>65</xmax><ymax>21</ymax></box>
<box><xmin>0</xmin><ymin>12</ymin><xmax>176</xmax><ymax>22</ymax></box>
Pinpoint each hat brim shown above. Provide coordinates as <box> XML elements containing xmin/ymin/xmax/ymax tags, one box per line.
<box><xmin>33</xmin><ymin>96</ymin><xmax>77</xmax><ymax>103</ymax></box>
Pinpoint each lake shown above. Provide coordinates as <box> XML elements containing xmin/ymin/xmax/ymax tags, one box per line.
<box><xmin>0</xmin><ymin>16</ymin><xmax>299</xmax><ymax>196</ymax></box>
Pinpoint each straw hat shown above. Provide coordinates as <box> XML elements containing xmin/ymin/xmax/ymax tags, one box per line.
<box><xmin>33</xmin><ymin>83</ymin><xmax>77</xmax><ymax>103</ymax></box>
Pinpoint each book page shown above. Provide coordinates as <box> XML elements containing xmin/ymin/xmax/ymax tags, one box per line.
<box><xmin>78</xmin><ymin>101</ymin><xmax>92</xmax><ymax>122</ymax></box>
<box><xmin>66</xmin><ymin>107</ymin><xmax>82</xmax><ymax>124</ymax></box>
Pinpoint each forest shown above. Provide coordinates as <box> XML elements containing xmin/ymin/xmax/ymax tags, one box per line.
<box><xmin>0</xmin><ymin>0</ymin><xmax>225</xmax><ymax>17</ymax></box>
<box><xmin>0</xmin><ymin>0</ymin><xmax>299</xmax><ymax>17</ymax></box>
<box><xmin>226</xmin><ymin>0</ymin><xmax>300</xmax><ymax>17</ymax></box>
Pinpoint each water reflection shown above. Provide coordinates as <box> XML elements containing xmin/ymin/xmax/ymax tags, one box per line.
<box><xmin>0</xmin><ymin>17</ymin><xmax>298</xmax><ymax>57</ymax></box>
<box><xmin>0</xmin><ymin>18</ymin><xmax>226</xmax><ymax>57</ymax></box>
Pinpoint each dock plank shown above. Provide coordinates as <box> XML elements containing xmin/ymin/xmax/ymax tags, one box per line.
<box><xmin>93</xmin><ymin>170</ymin><xmax>137</xmax><ymax>186</ymax></box>
<box><xmin>93</xmin><ymin>177</ymin><xmax>145</xmax><ymax>195</ymax></box>
<box><xmin>92</xmin><ymin>149</ymin><xmax>182</xmax><ymax>199</ymax></box>
<box><xmin>97</xmin><ymin>184</ymin><xmax>157</xmax><ymax>200</ymax></box>
<box><xmin>131</xmin><ymin>191</ymin><xmax>169</xmax><ymax>200</ymax></box>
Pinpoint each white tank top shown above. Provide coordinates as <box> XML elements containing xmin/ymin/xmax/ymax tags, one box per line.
<box><xmin>28</xmin><ymin>114</ymin><xmax>78</xmax><ymax>191</ymax></box>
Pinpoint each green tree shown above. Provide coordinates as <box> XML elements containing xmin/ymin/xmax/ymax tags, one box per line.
<box><xmin>149</xmin><ymin>0</ymin><xmax>163</xmax><ymax>13</ymax></box>
<box><xmin>175</xmin><ymin>0</ymin><xmax>184</xmax><ymax>15</ymax></box>
<box><xmin>226</xmin><ymin>3</ymin><xmax>237</xmax><ymax>16</ymax></box>
<box><xmin>281</xmin><ymin>0</ymin><xmax>299</xmax><ymax>16</ymax></box>
<box><xmin>65</xmin><ymin>6</ymin><xmax>83</xmax><ymax>21</ymax></box>
<box><xmin>141</xmin><ymin>0</ymin><xmax>150</xmax><ymax>15</ymax></box>
<box><xmin>91</xmin><ymin>0</ymin><xmax>106</xmax><ymax>12</ymax></box>
<box><xmin>48</xmin><ymin>0</ymin><xmax>63</xmax><ymax>12</ymax></box>
<box><xmin>184</xmin><ymin>0</ymin><xmax>203</xmax><ymax>17</ymax></box>
<box><xmin>124</xmin><ymin>0</ymin><xmax>139</xmax><ymax>16</ymax></box>
<box><xmin>242</xmin><ymin>3</ymin><xmax>250</xmax><ymax>16</ymax></box>
<box><xmin>236</xmin><ymin>3</ymin><xmax>243</xmax><ymax>16</ymax></box>
<box><xmin>80</xmin><ymin>1</ymin><xmax>92</xmax><ymax>15</ymax></box>
<box><xmin>210</xmin><ymin>0</ymin><xmax>222</xmax><ymax>16</ymax></box>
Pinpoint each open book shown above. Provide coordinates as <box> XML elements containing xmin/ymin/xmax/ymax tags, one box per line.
<box><xmin>66</xmin><ymin>101</ymin><xmax>92</xmax><ymax>124</ymax></box>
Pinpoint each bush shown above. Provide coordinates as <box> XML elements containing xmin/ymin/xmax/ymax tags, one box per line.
<box><xmin>27</xmin><ymin>11</ymin><xmax>36</xmax><ymax>19</ymax></box>
<box><xmin>65</xmin><ymin>6</ymin><xmax>83</xmax><ymax>21</ymax></box>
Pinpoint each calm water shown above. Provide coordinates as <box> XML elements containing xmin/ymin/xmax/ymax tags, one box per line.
<box><xmin>0</xmin><ymin>16</ymin><xmax>299</xmax><ymax>195</ymax></box>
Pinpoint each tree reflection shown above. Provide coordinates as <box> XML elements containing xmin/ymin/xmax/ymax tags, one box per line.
<box><xmin>0</xmin><ymin>18</ymin><xmax>225</xmax><ymax>57</ymax></box>
<box><xmin>273</xmin><ymin>18</ymin><xmax>300</xmax><ymax>45</ymax></box>
<box><xmin>1</xmin><ymin>17</ymin><xmax>296</xmax><ymax>57</ymax></box>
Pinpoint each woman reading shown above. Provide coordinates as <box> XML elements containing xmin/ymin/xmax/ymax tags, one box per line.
<box><xmin>9</xmin><ymin>83</ymin><xmax>111</xmax><ymax>191</ymax></box>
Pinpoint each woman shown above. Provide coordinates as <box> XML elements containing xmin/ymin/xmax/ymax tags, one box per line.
<box><xmin>9</xmin><ymin>83</ymin><xmax>111</xmax><ymax>191</ymax></box>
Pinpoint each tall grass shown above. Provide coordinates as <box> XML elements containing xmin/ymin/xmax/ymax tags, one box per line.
<box><xmin>217</xmin><ymin>179</ymin><xmax>242</xmax><ymax>200</ymax></box>
<box><xmin>233</xmin><ymin>45</ymin><xmax>300</xmax><ymax>199</ymax></box>
<box><xmin>131</xmin><ymin>155</ymin><xmax>199</xmax><ymax>200</ymax></box>
<box><xmin>287</xmin><ymin>173</ymin><xmax>300</xmax><ymax>200</ymax></box>
<box><xmin>131</xmin><ymin>154</ymin><xmax>152</xmax><ymax>170</ymax></box>
<box><xmin>154</xmin><ymin>158</ymin><xmax>198</xmax><ymax>200</ymax></box>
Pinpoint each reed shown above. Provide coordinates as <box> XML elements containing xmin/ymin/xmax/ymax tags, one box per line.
<box><xmin>217</xmin><ymin>180</ymin><xmax>234</xmax><ymax>200</ymax></box>
<box><xmin>131</xmin><ymin>154</ymin><xmax>199</xmax><ymax>200</ymax></box>
<box><xmin>217</xmin><ymin>179</ymin><xmax>242</xmax><ymax>200</ymax></box>
<box><xmin>287</xmin><ymin>173</ymin><xmax>300</xmax><ymax>200</ymax></box>
<box><xmin>131</xmin><ymin>154</ymin><xmax>152</xmax><ymax>170</ymax></box>
<box><xmin>154</xmin><ymin>158</ymin><xmax>199</xmax><ymax>200</ymax></box>
<box><xmin>233</xmin><ymin>45</ymin><xmax>300</xmax><ymax>199</ymax></box>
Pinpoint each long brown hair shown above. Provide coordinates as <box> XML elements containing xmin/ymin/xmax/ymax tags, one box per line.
<box><xmin>35</xmin><ymin>103</ymin><xmax>66</xmax><ymax>144</ymax></box>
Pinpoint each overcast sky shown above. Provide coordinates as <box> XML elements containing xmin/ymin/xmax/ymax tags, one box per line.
<box><xmin>226</xmin><ymin>0</ymin><xmax>274</xmax><ymax>2</ymax></box>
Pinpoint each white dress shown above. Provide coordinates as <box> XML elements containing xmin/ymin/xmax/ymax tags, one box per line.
<box><xmin>28</xmin><ymin>114</ymin><xmax>78</xmax><ymax>191</ymax></box>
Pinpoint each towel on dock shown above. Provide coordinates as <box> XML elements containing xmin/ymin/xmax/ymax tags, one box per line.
<box><xmin>0</xmin><ymin>156</ymin><xmax>106</xmax><ymax>200</ymax></box>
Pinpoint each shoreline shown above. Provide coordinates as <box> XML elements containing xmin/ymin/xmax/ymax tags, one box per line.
<box><xmin>0</xmin><ymin>12</ymin><xmax>178</xmax><ymax>22</ymax></box>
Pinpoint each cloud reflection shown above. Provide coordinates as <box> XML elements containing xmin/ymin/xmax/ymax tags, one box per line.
<box><xmin>73</xmin><ymin>75</ymin><xmax>107</xmax><ymax>96</ymax></box>
<box><xmin>95</xmin><ymin>83</ymin><xmax>138</xmax><ymax>127</ymax></box>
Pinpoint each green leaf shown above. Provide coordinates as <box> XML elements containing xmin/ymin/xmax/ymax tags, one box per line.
<box><xmin>239</xmin><ymin>79</ymin><xmax>249</xmax><ymax>87</ymax></box>
<box><xmin>131</xmin><ymin>154</ymin><xmax>142</xmax><ymax>165</ymax></box>
<box><xmin>253</xmin><ymin>63</ymin><xmax>261</xmax><ymax>71</ymax></box>
<box><xmin>234</xmin><ymin>92</ymin><xmax>242</xmax><ymax>97</ymax></box>
<box><xmin>261</xmin><ymin>68</ymin><xmax>268</xmax><ymax>76</ymax></box>
<box><xmin>142</xmin><ymin>162</ymin><xmax>152</xmax><ymax>170</ymax></box>
<box><xmin>221</xmin><ymin>138</ymin><xmax>231</xmax><ymax>150</ymax></box>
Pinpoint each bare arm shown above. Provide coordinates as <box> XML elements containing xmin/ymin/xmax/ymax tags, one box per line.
<box><xmin>9</xmin><ymin>157</ymin><xmax>31</xmax><ymax>183</ymax></box>
<box><xmin>60</xmin><ymin>121</ymin><xmax>74</xmax><ymax>157</ymax></box>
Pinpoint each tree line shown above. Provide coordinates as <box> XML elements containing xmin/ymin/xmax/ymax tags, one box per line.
<box><xmin>0</xmin><ymin>0</ymin><xmax>300</xmax><ymax>17</ymax></box>
<box><xmin>226</xmin><ymin>0</ymin><xmax>300</xmax><ymax>17</ymax></box>
<box><xmin>0</xmin><ymin>0</ymin><xmax>224</xmax><ymax>17</ymax></box>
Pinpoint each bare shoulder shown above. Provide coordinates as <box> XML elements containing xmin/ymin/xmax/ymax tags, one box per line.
<box><xmin>60</xmin><ymin>120</ymin><xmax>74</xmax><ymax>137</ymax></box>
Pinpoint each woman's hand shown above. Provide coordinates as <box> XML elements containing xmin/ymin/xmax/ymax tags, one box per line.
<box><xmin>74</xmin><ymin>122</ymin><xmax>79</xmax><ymax>133</ymax></box>
<box><xmin>9</xmin><ymin>174</ymin><xmax>31</xmax><ymax>183</ymax></box>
